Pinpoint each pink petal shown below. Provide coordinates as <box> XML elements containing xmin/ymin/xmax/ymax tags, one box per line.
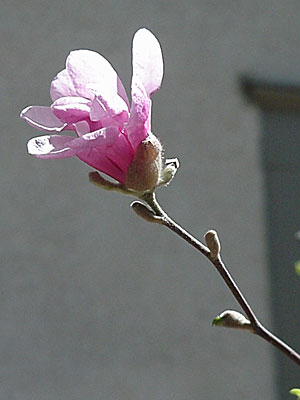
<box><xmin>70</xmin><ymin>127</ymin><xmax>134</xmax><ymax>183</ymax></box>
<box><xmin>66</xmin><ymin>50</ymin><xmax>129</xmax><ymax>105</ymax></box>
<box><xmin>51</xmin><ymin>96</ymin><xmax>90</xmax><ymax>123</ymax></box>
<box><xmin>73</xmin><ymin>120</ymin><xmax>104</xmax><ymax>136</ymax></box>
<box><xmin>89</xmin><ymin>93</ymin><xmax>129</xmax><ymax>125</ymax></box>
<box><xmin>50</xmin><ymin>69</ymin><xmax>78</xmax><ymax>101</ymax></box>
<box><xmin>126</xmin><ymin>80</ymin><xmax>151</xmax><ymax>150</ymax></box>
<box><xmin>117</xmin><ymin>77</ymin><xmax>130</xmax><ymax>108</ymax></box>
<box><xmin>132</xmin><ymin>28</ymin><xmax>164</xmax><ymax>96</ymax></box>
<box><xmin>20</xmin><ymin>106</ymin><xmax>67</xmax><ymax>132</ymax></box>
<box><xmin>50</xmin><ymin>53</ymin><xmax>130</xmax><ymax>107</ymax></box>
<box><xmin>73</xmin><ymin>121</ymin><xmax>91</xmax><ymax>136</ymax></box>
<box><xmin>27</xmin><ymin>135</ymin><xmax>76</xmax><ymax>159</ymax></box>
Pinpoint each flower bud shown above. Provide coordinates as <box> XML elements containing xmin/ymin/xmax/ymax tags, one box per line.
<box><xmin>212</xmin><ymin>310</ymin><xmax>252</xmax><ymax>331</ymax></box>
<box><xmin>159</xmin><ymin>158</ymin><xmax>180</xmax><ymax>187</ymax></box>
<box><xmin>131</xmin><ymin>201</ymin><xmax>163</xmax><ymax>224</ymax></box>
<box><xmin>125</xmin><ymin>132</ymin><xmax>163</xmax><ymax>192</ymax></box>
<box><xmin>205</xmin><ymin>230</ymin><xmax>221</xmax><ymax>259</ymax></box>
<box><xmin>290</xmin><ymin>389</ymin><xmax>300</xmax><ymax>398</ymax></box>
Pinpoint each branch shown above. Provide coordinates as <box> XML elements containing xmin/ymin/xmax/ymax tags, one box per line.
<box><xmin>132</xmin><ymin>191</ymin><xmax>300</xmax><ymax>367</ymax></box>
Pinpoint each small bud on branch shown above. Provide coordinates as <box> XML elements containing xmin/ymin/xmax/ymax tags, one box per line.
<box><xmin>212</xmin><ymin>310</ymin><xmax>253</xmax><ymax>331</ymax></box>
<box><xmin>158</xmin><ymin>158</ymin><xmax>180</xmax><ymax>187</ymax></box>
<box><xmin>204</xmin><ymin>230</ymin><xmax>221</xmax><ymax>259</ymax></box>
<box><xmin>131</xmin><ymin>201</ymin><xmax>163</xmax><ymax>224</ymax></box>
<box><xmin>290</xmin><ymin>389</ymin><xmax>300</xmax><ymax>398</ymax></box>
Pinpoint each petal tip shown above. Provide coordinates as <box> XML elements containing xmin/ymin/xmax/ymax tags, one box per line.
<box><xmin>132</xmin><ymin>28</ymin><xmax>164</xmax><ymax>97</ymax></box>
<box><xmin>27</xmin><ymin>136</ymin><xmax>54</xmax><ymax>155</ymax></box>
<box><xmin>20</xmin><ymin>105</ymin><xmax>31</xmax><ymax>119</ymax></box>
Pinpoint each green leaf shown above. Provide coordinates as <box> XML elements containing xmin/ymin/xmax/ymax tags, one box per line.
<box><xmin>295</xmin><ymin>261</ymin><xmax>300</xmax><ymax>276</ymax></box>
<box><xmin>290</xmin><ymin>388</ymin><xmax>300</xmax><ymax>398</ymax></box>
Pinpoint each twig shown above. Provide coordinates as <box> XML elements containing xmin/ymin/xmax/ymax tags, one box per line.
<box><xmin>138</xmin><ymin>191</ymin><xmax>300</xmax><ymax>367</ymax></box>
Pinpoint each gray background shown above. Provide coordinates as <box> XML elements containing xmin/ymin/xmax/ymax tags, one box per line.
<box><xmin>2</xmin><ymin>0</ymin><xmax>300</xmax><ymax>399</ymax></box>
<box><xmin>262</xmin><ymin>112</ymin><xmax>300</xmax><ymax>397</ymax></box>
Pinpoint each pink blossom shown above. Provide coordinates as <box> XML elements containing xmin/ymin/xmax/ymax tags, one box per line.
<box><xmin>21</xmin><ymin>29</ymin><xmax>164</xmax><ymax>186</ymax></box>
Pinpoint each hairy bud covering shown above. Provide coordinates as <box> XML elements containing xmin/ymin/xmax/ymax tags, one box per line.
<box><xmin>125</xmin><ymin>133</ymin><xmax>162</xmax><ymax>192</ymax></box>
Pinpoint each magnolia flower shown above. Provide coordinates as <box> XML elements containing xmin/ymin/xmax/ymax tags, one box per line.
<box><xmin>21</xmin><ymin>29</ymin><xmax>178</xmax><ymax>192</ymax></box>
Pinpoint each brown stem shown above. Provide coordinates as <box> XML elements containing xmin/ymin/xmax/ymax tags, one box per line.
<box><xmin>141</xmin><ymin>192</ymin><xmax>300</xmax><ymax>367</ymax></box>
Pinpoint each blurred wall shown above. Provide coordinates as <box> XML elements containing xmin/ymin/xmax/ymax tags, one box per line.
<box><xmin>2</xmin><ymin>0</ymin><xmax>300</xmax><ymax>399</ymax></box>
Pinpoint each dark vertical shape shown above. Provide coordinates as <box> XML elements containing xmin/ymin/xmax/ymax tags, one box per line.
<box><xmin>261</xmin><ymin>112</ymin><xmax>300</xmax><ymax>398</ymax></box>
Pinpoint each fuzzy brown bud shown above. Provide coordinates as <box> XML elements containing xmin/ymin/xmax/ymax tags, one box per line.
<box><xmin>125</xmin><ymin>133</ymin><xmax>163</xmax><ymax>192</ymax></box>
